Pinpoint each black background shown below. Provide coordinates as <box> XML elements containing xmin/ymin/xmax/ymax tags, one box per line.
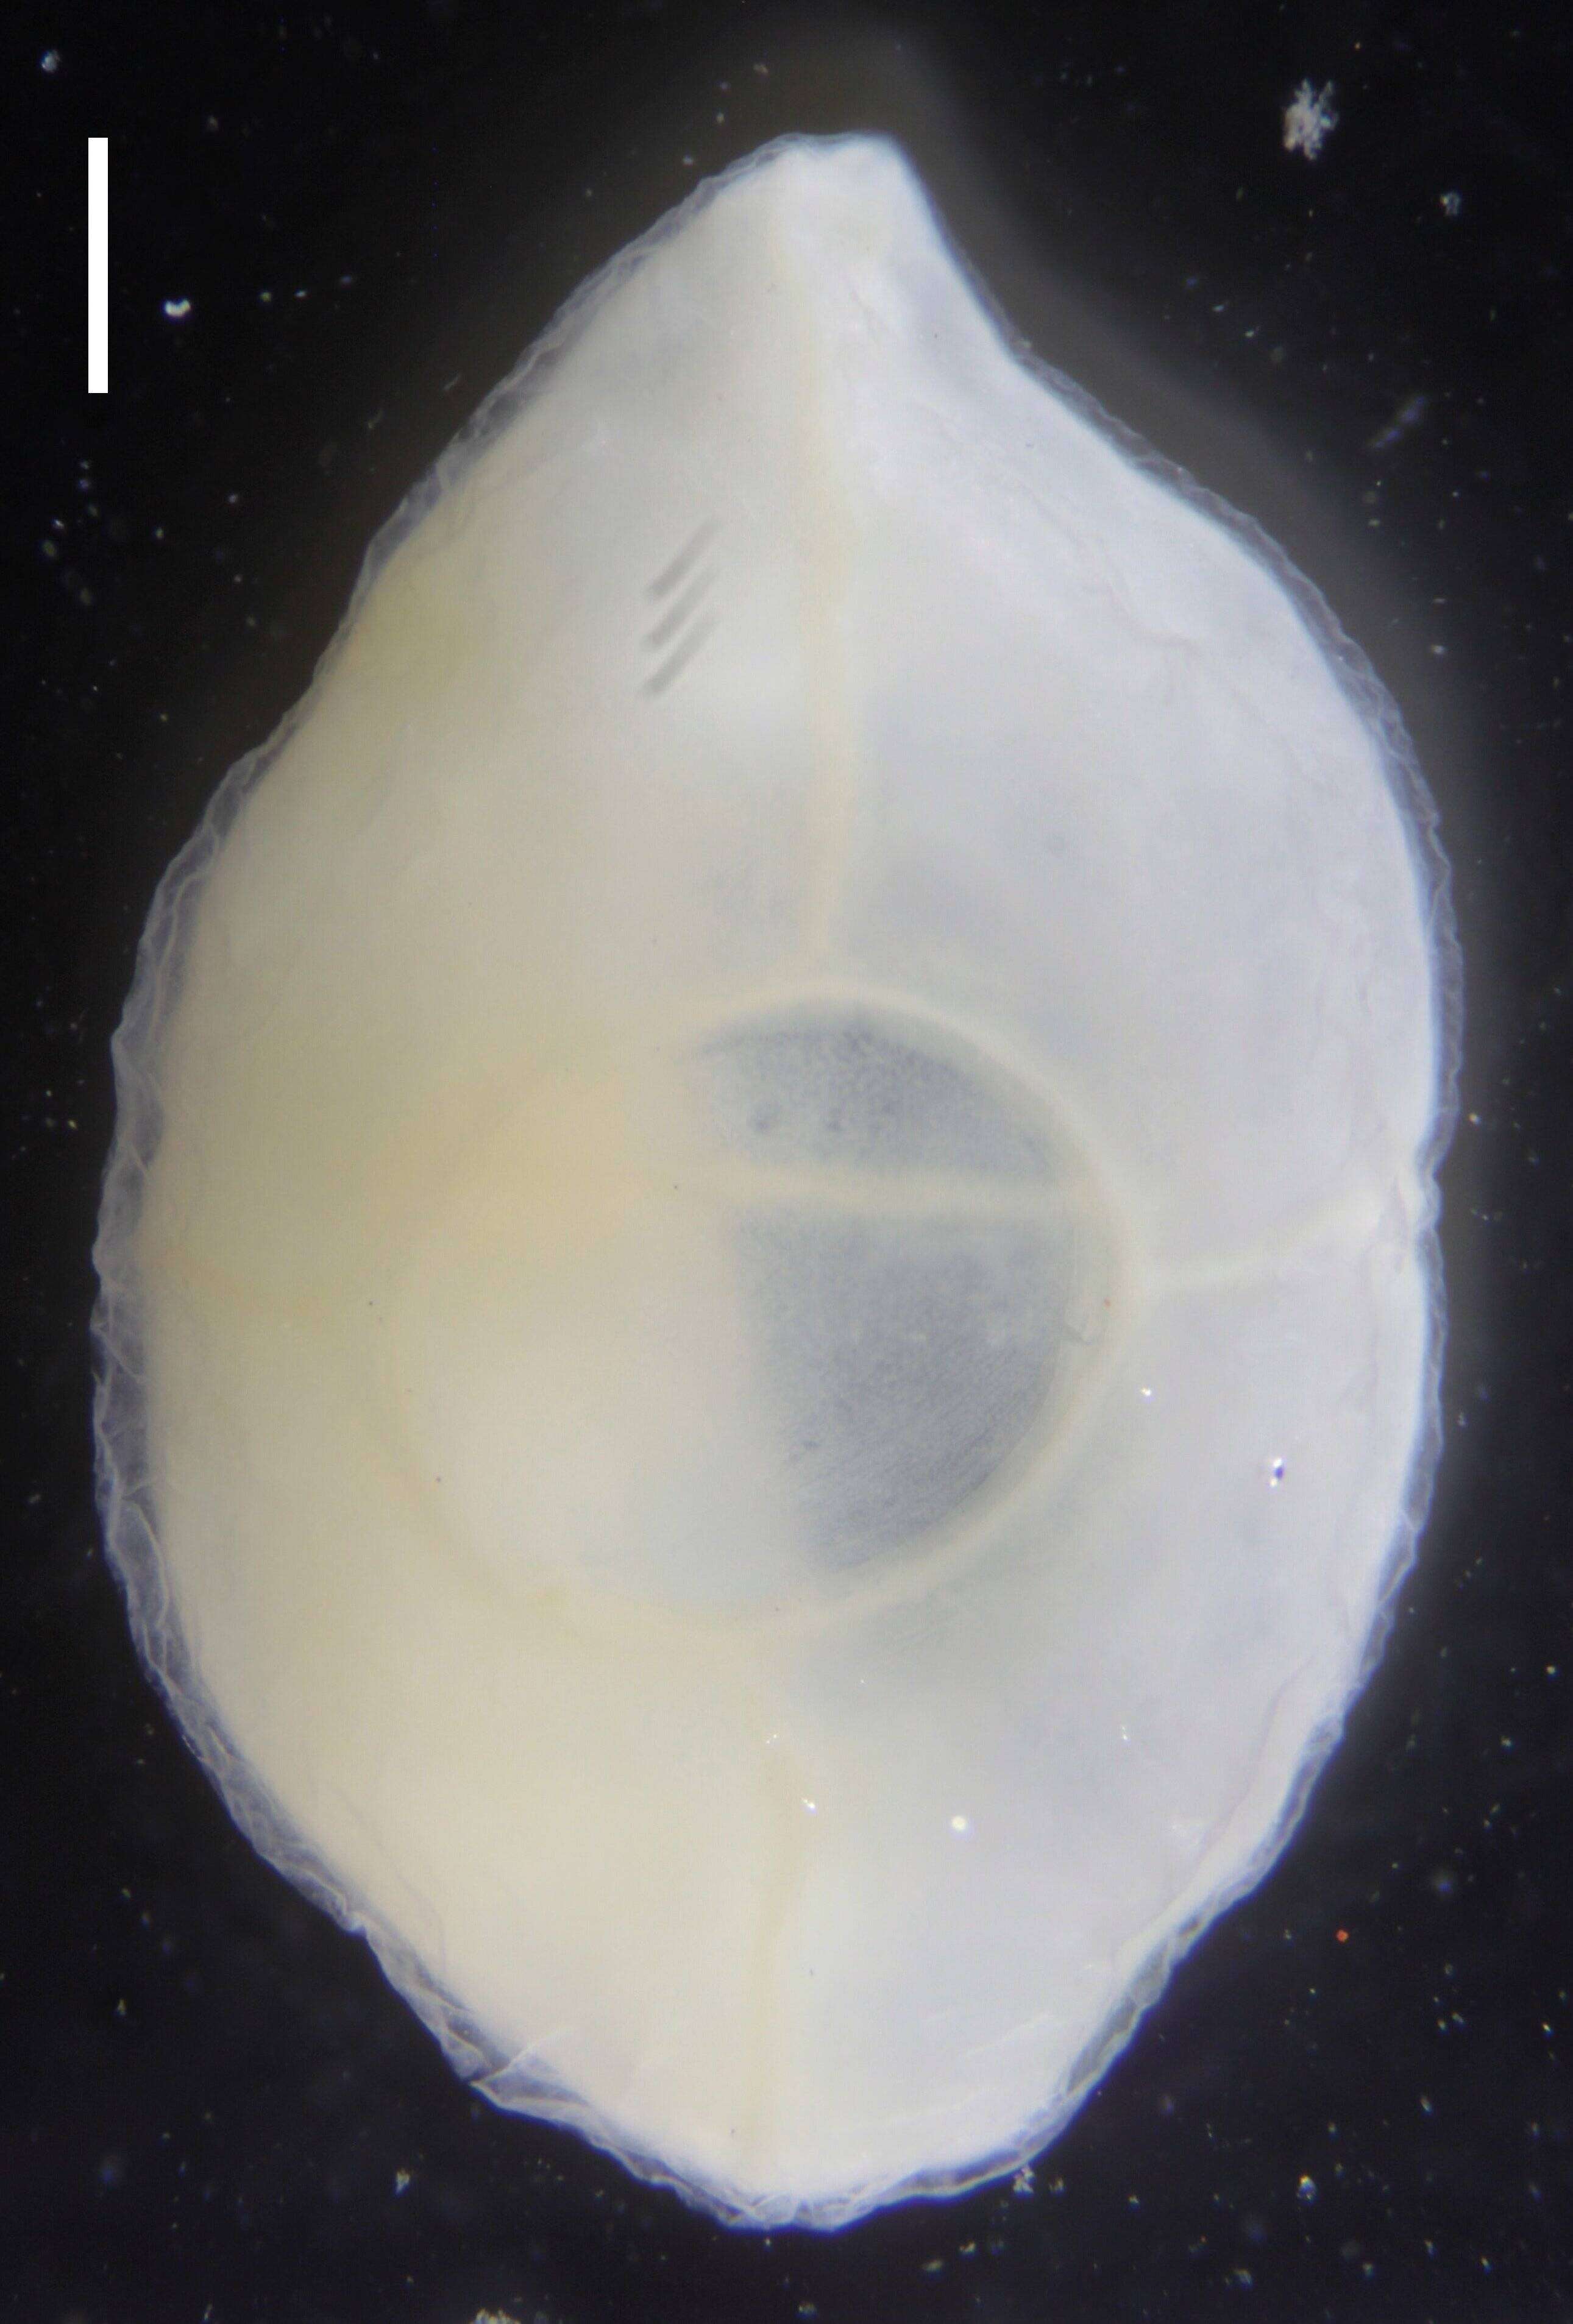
<box><xmin>9</xmin><ymin>3</ymin><xmax>1573</xmax><ymax>2320</ymax></box>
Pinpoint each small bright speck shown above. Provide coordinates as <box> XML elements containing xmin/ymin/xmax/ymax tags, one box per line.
<box><xmin>1283</xmin><ymin>80</ymin><xmax>1339</xmax><ymax>159</ymax></box>
<box><xmin>41</xmin><ymin>47</ymin><xmax>61</xmax><ymax>73</ymax></box>
<box><xmin>162</xmin><ymin>296</ymin><xmax>193</xmax><ymax>321</ymax></box>
<box><xmin>950</xmin><ymin>1814</ymin><xmax>971</xmax><ymax>1834</ymax></box>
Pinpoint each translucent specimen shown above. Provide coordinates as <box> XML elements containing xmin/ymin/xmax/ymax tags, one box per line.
<box><xmin>92</xmin><ymin>135</ymin><xmax>1457</xmax><ymax>2228</ymax></box>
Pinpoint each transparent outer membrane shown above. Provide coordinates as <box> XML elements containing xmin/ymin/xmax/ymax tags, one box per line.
<box><xmin>91</xmin><ymin>136</ymin><xmax>1460</xmax><ymax>2228</ymax></box>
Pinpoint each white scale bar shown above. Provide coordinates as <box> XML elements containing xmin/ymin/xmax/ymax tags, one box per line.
<box><xmin>88</xmin><ymin>137</ymin><xmax>108</xmax><ymax>393</ymax></box>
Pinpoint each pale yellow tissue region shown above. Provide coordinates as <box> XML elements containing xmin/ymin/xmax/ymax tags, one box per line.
<box><xmin>95</xmin><ymin>133</ymin><xmax>1453</xmax><ymax>2228</ymax></box>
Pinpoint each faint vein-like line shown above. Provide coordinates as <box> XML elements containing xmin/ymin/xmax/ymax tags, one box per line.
<box><xmin>645</xmin><ymin>609</ymin><xmax>718</xmax><ymax>696</ymax></box>
<box><xmin>648</xmin><ymin>517</ymin><xmax>718</xmax><ymax>600</ymax></box>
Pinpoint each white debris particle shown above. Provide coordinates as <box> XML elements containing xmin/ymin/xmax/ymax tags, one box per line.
<box><xmin>1283</xmin><ymin>80</ymin><xmax>1339</xmax><ymax>159</ymax></box>
<box><xmin>1440</xmin><ymin>190</ymin><xmax>1463</xmax><ymax>218</ymax></box>
<box><xmin>393</xmin><ymin>2166</ymin><xmax>411</xmax><ymax>2194</ymax></box>
<box><xmin>41</xmin><ymin>48</ymin><xmax>62</xmax><ymax>73</ymax></box>
<box><xmin>1012</xmin><ymin>2163</ymin><xmax>1035</xmax><ymax>2196</ymax></box>
<box><xmin>162</xmin><ymin>297</ymin><xmax>193</xmax><ymax>321</ymax></box>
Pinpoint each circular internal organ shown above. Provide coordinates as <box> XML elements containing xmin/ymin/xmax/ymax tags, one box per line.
<box><xmin>388</xmin><ymin>999</ymin><xmax>1118</xmax><ymax>1614</ymax></box>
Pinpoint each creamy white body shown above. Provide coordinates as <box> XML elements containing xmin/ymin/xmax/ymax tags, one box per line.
<box><xmin>93</xmin><ymin>136</ymin><xmax>1454</xmax><ymax>2227</ymax></box>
